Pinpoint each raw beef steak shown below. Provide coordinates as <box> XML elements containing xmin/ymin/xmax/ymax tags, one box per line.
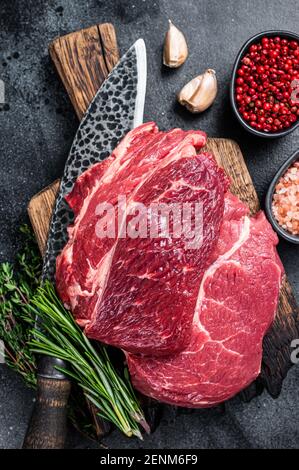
<box><xmin>56</xmin><ymin>122</ymin><xmax>229</xmax><ymax>356</ymax></box>
<box><xmin>127</xmin><ymin>193</ymin><xmax>283</xmax><ymax>407</ymax></box>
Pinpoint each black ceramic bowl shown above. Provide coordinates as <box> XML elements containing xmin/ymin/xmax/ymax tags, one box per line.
<box><xmin>230</xmin><ymin>30</ymin><xmax>299</xmax><ymax>138</ymax></box>
<box><xmin>265</xmin><ymin>149</ymin><xmax>299</xmax><ymax>244</ymax></box>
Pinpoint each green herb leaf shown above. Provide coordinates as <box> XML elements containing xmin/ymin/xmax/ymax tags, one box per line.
<box><xmin>28</xmin><ymin>281</ymin><xmax>147</xmax><ymax>438</ymax></box>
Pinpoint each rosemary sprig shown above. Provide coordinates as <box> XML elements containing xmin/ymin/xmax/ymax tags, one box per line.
<box><xmin>27</xmin><ymin>281</ymin><xmax>148</xmax><ymax>439</ymax></box>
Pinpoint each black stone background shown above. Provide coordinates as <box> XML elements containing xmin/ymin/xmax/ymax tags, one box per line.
<box><xmin>0</xmin><ymin>0</ymin><xmax>299</xmax><ymax>449</ymax></box>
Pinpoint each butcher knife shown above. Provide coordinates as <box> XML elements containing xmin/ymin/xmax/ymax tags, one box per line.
<box><xmin>22</xmin><ymin>38</ymin><xmax>147</xmax><ymax>449</ymax></box>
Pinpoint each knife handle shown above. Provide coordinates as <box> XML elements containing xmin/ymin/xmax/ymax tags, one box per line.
<box><xmin>22</xmin><ymin>357</ymin><xmax>71</xmax><ymax>449</ymax></box>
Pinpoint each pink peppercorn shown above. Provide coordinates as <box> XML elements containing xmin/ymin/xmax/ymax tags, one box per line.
<box><xmin>235</xmin><ymin>35</ymin><xmax>299</xmax><ymax>132</ymax></box>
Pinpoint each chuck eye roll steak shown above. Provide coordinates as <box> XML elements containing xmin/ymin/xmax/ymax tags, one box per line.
<box><xmin>127</xmin><ymin>193</ymin><xmax>283</xmax><ymax>407</ymax></box>
<box><xmin>56</xmin><ymin>122</ymin><xmax>283</xmax><ymax>407</ymax></box>
<box><xmin>56</xmin><ymin>122</ymin><xmax>229</xmax><ymax>356</ymax></box>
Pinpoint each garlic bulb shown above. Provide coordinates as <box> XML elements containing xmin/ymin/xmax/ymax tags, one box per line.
<box><xmin>177</xmin><ymin>69</ymin><xmax>218</xmax><ymax>113</ymax></box>
<box><xmin>163</xmin><ymin>20</ymin><xmax>188</xmax><ymax>68</ymax></box>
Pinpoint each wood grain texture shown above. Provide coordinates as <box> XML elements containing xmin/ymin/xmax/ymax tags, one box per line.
<box><xmin>28</xmin><ymin>23</ymin><xmax>298</xmax><ymax>402</ymax></box>
<box><xmin>28</xmin><ymin>180</ymin><xmax>60</xmax><ymax>256</ymax></box>
<box><xmin>22</xmin><ymin>377</ymin><xmax>71</xmax><ymax>449</ymax></box>
<box><xmin>49</xmin><ymin>23</ymin><xmax>119</xmax><ymax>120</ymax></box>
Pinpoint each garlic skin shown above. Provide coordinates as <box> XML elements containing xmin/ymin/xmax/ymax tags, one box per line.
<box><xmin>177</xmin><ymin>69</ymin><xmax>218</xmax><ymax>113</ymax></box>
<box><xmin>163</xmin><ymin>20</ymin><xmax>188</xmax><ymax>68</ymax></box>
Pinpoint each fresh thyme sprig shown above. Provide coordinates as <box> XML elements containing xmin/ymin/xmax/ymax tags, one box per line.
<box><xmin>27</xmin><ymin>281</ymin><xmax>149</xmax><ymax>439</ymax></box>
<box><xmin>0</xmin><ymin>225</ymin><xmax>41</xmax><ymax>387</ymax></box>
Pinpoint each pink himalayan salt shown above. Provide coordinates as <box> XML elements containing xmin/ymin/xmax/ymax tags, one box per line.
<box><xmin>272</xmin><ymin>161</ymin><xmax>299</xmax><ymax>236</ymax></box>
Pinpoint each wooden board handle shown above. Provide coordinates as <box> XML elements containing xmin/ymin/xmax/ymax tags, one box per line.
<box><xmin>49</xmin><ymin>23</ymin><xmax>119</xmax><ymax>120</ymax></box>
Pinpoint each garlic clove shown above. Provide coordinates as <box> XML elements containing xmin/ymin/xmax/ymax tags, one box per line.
<box><xmin>178</xmin><ymin>69</ymin><xmax>218</xmax><ymax>113</ymax></box>
<box><xmin>163</xmin><ymin>19</ymin><xmax>188</xmax><ymax>68</ymax></box>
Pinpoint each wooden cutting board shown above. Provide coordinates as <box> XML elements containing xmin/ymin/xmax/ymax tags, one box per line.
<box><xmin>27</xmin><ymin>24</ymin><xmax>299</xmax><ymax>402</ymax></box>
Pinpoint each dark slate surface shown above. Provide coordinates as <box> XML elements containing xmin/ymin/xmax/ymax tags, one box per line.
<box><xmin>0</xmin><ymin>0</ymin><xmax>298</xmax><ymax>449</ymax></box>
